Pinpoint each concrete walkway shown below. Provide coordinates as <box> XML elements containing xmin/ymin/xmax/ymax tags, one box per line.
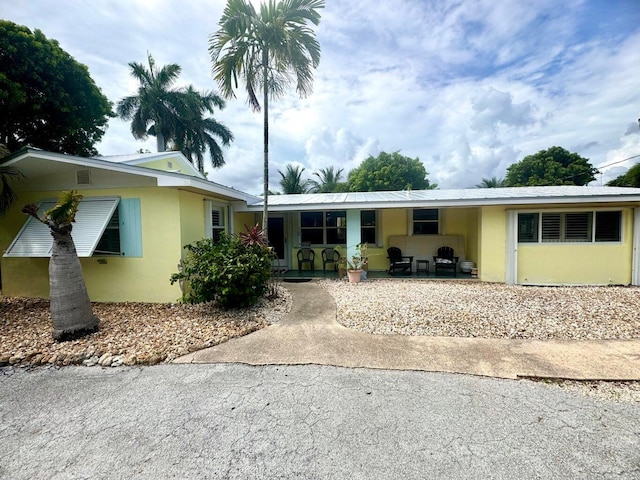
<box><xmin>176</xmin><ymin>282</ymin><xmax>640</xmax><ymax>380</ymax></box>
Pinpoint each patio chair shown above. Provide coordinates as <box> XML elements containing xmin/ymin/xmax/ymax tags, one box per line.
<box><xmin>297</xmin><ymin>247</ymin><xmax>315</xmax><ymax>271</ymax></box>
<box><xmin>433</xmin><ymin>246</ymin><xmax>459</xmax><ymax>277</ymax></box>
<box><xmin>321</xmin><ymin>248</ymin><xmax>340</xmax><ymax>272</ymax></box>
<box><xmin>387</xmin><ymin>247</ymin><xmax>413</xmax><ymax>275</ymax></box>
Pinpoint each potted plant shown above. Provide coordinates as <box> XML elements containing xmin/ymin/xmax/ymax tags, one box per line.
<box><xmin>346</xmin><ymin>243</ymin><xmax>368</xmax><ymax>283</ymax></box>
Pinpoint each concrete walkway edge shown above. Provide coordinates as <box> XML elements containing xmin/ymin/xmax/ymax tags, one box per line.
<box><xmin>175</xmin><ymin>282</ymin><xmax>640</xmax><ymax>381</ymax></box>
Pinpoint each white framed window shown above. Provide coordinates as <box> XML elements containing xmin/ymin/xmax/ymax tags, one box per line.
<box><xmin>5</xmin><ymin>197</ymin><xmax>142</xmax><ymax>257</ymax></box>
<box><xmin>360</xmin><ymin>210</ymin><xmax>378</xmax><ymax>245</ymax></box>
<box><xmin>205</xmin><ymin>200</ymin><xmax>227</xmax><ymax>242</ymax></box>
<box><xmin>412</xmin><ymin>208</ymin><xmax>439</xmax><ymax>235</ymax></box>
<box><xmin>517</xmin><ymin>210</ymin><xmax>621</xmax><ymax>243</ymax></box>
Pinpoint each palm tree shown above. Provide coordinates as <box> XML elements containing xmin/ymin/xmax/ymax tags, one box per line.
<box><xmin>22</xmin><ymin>191</ymin><xmax>99</xmax><ymax>340</ymax></box>
<box><xmin>209</xmin><ymin>0</ymin><xmax>325</xmax><ymax>237</ymax></box>
<box><xmin>308</xmin><ymin>166</ymin><xmax>344</xmax><ymax>193</ymax></box>
<box><xmin>475</xmin><ymin>176</ymin><xmax>505</xmax><ymax>188</ymax></box>
<box><xmin>278</xmin><ymin>164</ymin><xmax>309</xmax><ymax>193</ymax></box>
<box><xmin>117</xmin><ymin>53</ymin><xmax>184</xmax><ymax>152</ymax></box>
<box><xmin>172</xmin><ymin>87</ymin><xmax>234</xmax><ymax>173</ymax></box>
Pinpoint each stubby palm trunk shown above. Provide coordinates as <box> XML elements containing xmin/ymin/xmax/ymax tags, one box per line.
<box><xmin>262</xmin><ymin>49</ymin><xmax>269</xmax><ymax>240</ymax></box>
<box><xmin>49</xmin><ymin>226</ymin><xmax>99</xmax><ymax>340</ymax></box>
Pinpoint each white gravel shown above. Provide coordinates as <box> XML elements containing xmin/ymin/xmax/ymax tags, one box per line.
<box><xmin>320</xmin><ymin>279</ymin><xmax>640</xmax><ymax>340</ymax></box>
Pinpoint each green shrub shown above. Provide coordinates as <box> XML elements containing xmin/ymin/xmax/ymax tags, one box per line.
<box><xmin>170</xmin><ymin>234</ymin><xmax>274</xmax><ymax>308</ymax></box>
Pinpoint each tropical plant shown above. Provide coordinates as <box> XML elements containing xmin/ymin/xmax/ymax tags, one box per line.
<box><xmin>0</xmin><ymin>21</ymin><xmax>114</xmax><ymax>156</ymax></box>
<box><xmin>209</xmin><ymin>0</ymin><xmax>325</xmax><ymax>237</ymax></box>
<box><xmin>170</xmin><ymin>231</ymin><xmax>274</xmax><ymax>308</ymax></box>
<box><xmin>348</xmin><ymin>151</ymin><xmax>437</xmax><ymax>191</ymax></box>
<box><xmin>308</xmin><ymin>166</ymin><xmax>344</xmax><ymax>193</ymax></box>
<box><xmin>0</xmin><ymin>144</ymin><xmax>24</xmax><ymax>215</ymax></box>
<box><xmin>278</xmin><ymin>164</ymin><xmax>309</xmax><ymax>194</ymax></box>
<box><xmin>21</xmin><ymin>191</ymin><xmax>99</xmax><ymax>340</ymax></box>
<box><xmin>504</xmin><ymin>146</ymin><xmax>598</xmax><ymax>186</ymax></box>
<box><xmin>475</xmin><ymin>176</ymin><xmax>505</xmax><ymax>188</ymax></box>
<box><xmin>117</xmin><ymin>53</ymin><xmax>186</xmax><ymax>153</ymax></box>
<box><xmin>171</xmin><ymin>86</ymin><xmax>234</xmax><ymax>172</ymax></box>
<box><xmin>607</xmin><ymin>163</ymin><xmax>640</xmax><ymax>188</ymax></box>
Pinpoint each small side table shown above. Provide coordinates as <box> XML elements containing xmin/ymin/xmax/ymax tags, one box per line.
<box><xmin>416</xmin><ymin>259</ymin><xmax>429</xmax><ymax>275</ymax></box>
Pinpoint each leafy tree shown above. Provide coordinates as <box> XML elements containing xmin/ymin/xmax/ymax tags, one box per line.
<box><xmin>278</xmin><ymin>164</ymin><xmax>309</xmax><ymax>194</ymax></box>
<box><xmin>0</xmin><ymin>21</ymin><xmax>114</xmax><ymax>156</ymax></box>
<box><xmin>504</xmin><ymin>146</ymin><xmax>597</xmax><ymax>186</ymax></box>
<box><xmin>308</xmin><ymin>166</ymin><xmax>344</xmax><ymax>193</ymax></box>
<box><xmin>606</xmin><ymin>163</ymin><xmax>640</xmax><ymax>188</ymax></box>
<box><xmin>117</xmin><ymin>53</ymin><xmax>186</xmax><ymax>153</ymax></box>
<box><xmin>171</xmin><ymin>86</ymin><xmax>234</xmax><ymax>172</ymax></box>
<box><xmin>22</xmin><ymin>191</ymin><xmax>99</xmax><ymax>340</ymax></box>
<box><xmin>0</xmin><ymin>144</ymin><xmax>24</xmax><ymax>215</ymax></box>
<box><xmin>475</xmin><ymin>176</ymin><xmax>505</xmax><ymax>188</ymax></box>
<box><xmin>348</xmin><ymin>151</ymin><xmax>437</xmax><ymax>192</ymax></box>
<box><xmin>209</xmin><ymin>0</ymin><xmax>325</xmax><ymax>237</ymax></box>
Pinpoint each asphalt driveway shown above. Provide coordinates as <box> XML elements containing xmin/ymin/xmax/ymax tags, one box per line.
<box><xmin>1</xmin><ymin>364</ymin><xmax>639</xmax><ymax>479</ymax></box>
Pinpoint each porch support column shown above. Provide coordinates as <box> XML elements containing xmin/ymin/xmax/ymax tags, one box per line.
<box><xmin>505</xmin><ymin>210</ymin><xmax>518</xmax><ymax>285</ymax></box>
<box><xmin>346</xmin><ymin>210</ymin><xmax>361</xmax><ymax>261</ymax></box>
<box><xmin>633</xmin><ymin>207</ymin><xmax>640</xmax><ymax>286</ymax></box>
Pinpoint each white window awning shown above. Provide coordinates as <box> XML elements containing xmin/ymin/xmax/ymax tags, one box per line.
<box><xmin>4</xmin><ymin>197</ymin><xmax>120</xmax><ymax>257</ymax></box>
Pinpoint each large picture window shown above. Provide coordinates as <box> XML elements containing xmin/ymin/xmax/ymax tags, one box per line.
<box><xmin>517</xmin><ymin>210</ymin><xmax>621</xmax><ymax>243</ymax></box>
<box><xmin>301</xmin><ymin>211</ymin><xmax>346</xmax><ymax>245</ymax></box>
<box><xmin>413</xmin><ymin>209</ymin><xmax>439</xmax><ymax>235</ymax></box>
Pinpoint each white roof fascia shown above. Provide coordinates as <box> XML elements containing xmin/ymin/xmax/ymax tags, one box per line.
<box><xmin>97</xmin><ymin>151</ymin><xmax>206</xmax><ymax>179</ymax></box>
<box><xmin>3</xmin><ymin>148</ymin><xmax>258</xmax><ymax>203</ymax></box>
<box><xmin>236</xmin><ymin>187</ymin><xmax>640</xmax><ymax>211</ymax></box>
<box><xmin>4</xmin><ymin>196</ymin><xmax>120</xmax><ymax>258</ymax></box>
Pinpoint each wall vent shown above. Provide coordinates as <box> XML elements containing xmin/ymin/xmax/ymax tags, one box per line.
<box><xmin>76</xmin><ymin>169</ymin><xmax>92</xmax><ymax>185</ymax></box>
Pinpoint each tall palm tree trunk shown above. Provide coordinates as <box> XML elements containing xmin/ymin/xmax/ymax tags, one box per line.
<box><xmin>156</xmin><ymin>132</ymin><xmax>165</xmax><ymax>152</ymax></box>
<box><xmin>262</xmin><ymin>48</ymin><xmax>269</xmax><ymax>240</ymax></box>
<box><xmin>49</xmin><ymin>226</ymin><xmax>99</xmax><ymax>340</ymax></box>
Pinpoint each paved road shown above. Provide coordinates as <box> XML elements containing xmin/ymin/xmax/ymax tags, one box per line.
<box><xmin>1</xmin><ymin>364</ymin><xmax>639</xmax><ymax>479</ymax></box>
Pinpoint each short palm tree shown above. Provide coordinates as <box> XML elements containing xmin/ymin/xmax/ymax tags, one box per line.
<box><xmin>278</xmin><ymin>164</ymin><xmax>309</xmax><ymax>194</ymax></box>
<box><xmin>117</xmin><ymin>53</ymin><xmax>184</xmax><ymax>152</ymax></box>
<box><xmin>172</xmin><ymin>86</ymin><xmax>234</xmax><ymax>173</ymax></box>
<box><xmin>308</xmin><ymin>166</ymin><xmax>344</xmax><ymax>193</ymax></box>
<box><xmin>209</xmin><ymin>0</ymin><xmax>325</xmax><ymax>237</ymax></box>
<box><xmin>475</xmin><ymin>176</ymin><xmax>505</xmax><ymax>188</ymax></box>
<box><xmin>22</xmin><ymin>191</ymin><xmax>99</xmax><ymax>340</ymax></box>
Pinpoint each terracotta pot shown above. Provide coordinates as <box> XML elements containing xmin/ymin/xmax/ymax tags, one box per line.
<box><xmin>347</xmin><ymin>269</ymin><xmax>362</xmax><ymax>283</ymax></box>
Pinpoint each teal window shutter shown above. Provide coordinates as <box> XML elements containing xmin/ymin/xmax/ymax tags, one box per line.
<box><xmin>119</xmin><ymin>198</ymin><xmax>142</xmax><ymax>257</ymax></box>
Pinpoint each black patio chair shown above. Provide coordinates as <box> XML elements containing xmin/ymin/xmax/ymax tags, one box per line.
<box><xmin>433</xmin><ymin>246</ymin><xmax>459</xmax><ymax>276</ymax></box>
<box><xmin>321</xmin><ymin>248</ymin><xmax>340</xmax><ymax>272</ymax></box>
<box><xmin>297</xmin><ymin>247</ymin><xmax>315</xmax><ymax>271</ymax></box>
<box><xmin>387</xmin><ymin>247</ymin><xmax>413</xmax><ymax>275</ymax></box>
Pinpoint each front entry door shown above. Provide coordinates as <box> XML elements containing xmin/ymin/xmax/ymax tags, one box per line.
<box><xmin>267</xmin><ymin>216</ymin><xmax>287</xmax><ymax>270</ymax></box>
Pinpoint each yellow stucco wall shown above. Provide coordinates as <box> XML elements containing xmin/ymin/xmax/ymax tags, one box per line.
<box><xmin>442</xmin><ymin>207</ymin><xmax>480</xmax><ymax>264</ymax></box>
<box><xmin>1</xmin><ymin>188</ymin><xmax>198</xmax><ymax>303</ymax></box>
<box><xmin>478</xmin><ymin>206</ymin><xmax>507</xmax><ymax>282</ymax></box>
<box><xmin>178</xmin><ymin>191</ymin><xmax>206</xmax><ymax>251</ymax></box>
<box><xmin>234</xmin><ymin>212</ymin><xmax>258</xmax><ymax>235</ymax></box>
<box><xmin>516</xmin><ymin>208</ymin><xmax>634</xmax><ymax>285</ymax></box>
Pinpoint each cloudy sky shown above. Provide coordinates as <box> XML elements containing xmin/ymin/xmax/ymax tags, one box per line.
<box><xmin>4</xmin><ymin>0</ymin><xmax>640</xmax><ymax>194</ymax></box>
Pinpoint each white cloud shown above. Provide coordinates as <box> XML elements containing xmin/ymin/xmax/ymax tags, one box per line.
<box><xmin>4</xmin><ymin>0</ymin><xmax>639</xmax><ymax>194</ymax></box>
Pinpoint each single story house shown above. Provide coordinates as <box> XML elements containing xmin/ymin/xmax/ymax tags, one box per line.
<box><xmin>2</xmin><ymin>147</ymin><xmax>640</xmax><ymax>303</ymax></box>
